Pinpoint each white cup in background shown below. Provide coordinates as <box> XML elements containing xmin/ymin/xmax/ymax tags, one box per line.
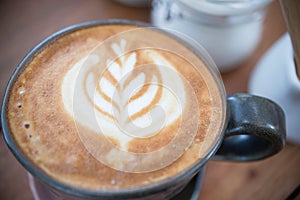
<box><xmin>151</xmin><ymin>0</ymin><xmax>272</xmax><ymax>72</ymax></box>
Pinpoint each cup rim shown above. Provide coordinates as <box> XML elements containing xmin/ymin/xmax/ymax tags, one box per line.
<box><xmin>1</xmin><ymin>19</ymin><xmax>227</xmax><ymax>198</ymax></box>
<box><xmin>178</xmin><ymin>0</ymin><xmax>272</xmax><ymax>16</ymax></box>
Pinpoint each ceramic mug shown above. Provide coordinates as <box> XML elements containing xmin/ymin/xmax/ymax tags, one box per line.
<box><xmin>1</xmin><ymin>20</ymin><xmax>286</xmax><ymax>200</ymax></box>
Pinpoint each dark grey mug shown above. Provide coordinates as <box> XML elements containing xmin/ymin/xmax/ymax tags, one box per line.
<box><xmin>1</xmin><ymin>20</ymin><xmax>286</xmax><ymax>200</ymax></box>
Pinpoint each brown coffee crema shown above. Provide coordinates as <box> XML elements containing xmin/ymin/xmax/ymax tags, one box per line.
<box><xmin>7</xmin><ymin>24</ymin><xmax>225</xmax><ymax>190</ymax></box>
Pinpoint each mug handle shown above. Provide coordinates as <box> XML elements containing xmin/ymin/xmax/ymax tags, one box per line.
<box><xmin>214</xmin><ymin>93</ymin><xmax>286</xmax><ymax>161</ymax></box>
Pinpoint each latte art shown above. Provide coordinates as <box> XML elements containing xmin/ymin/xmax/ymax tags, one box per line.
<box><xmin>62</xmin><ymin>39</ymin><xmax>186</xmax><ymax>151</ymax></box>
<box><xmin>7</xmin><ymin>24</ymin><xmax>225</xmax><ymax>189</ymax></box>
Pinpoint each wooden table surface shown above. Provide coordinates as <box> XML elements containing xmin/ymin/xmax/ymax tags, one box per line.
<box><xmin>0</xmin><ymin>1</ymin><xmax>299</xmax><ymax>200</ymax></box>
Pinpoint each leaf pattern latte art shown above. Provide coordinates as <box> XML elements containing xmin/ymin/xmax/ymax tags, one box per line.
<box><xmin>62</xmin><ymin>39</ymin><xmax>186</xmax><ymax>149</ymax></box>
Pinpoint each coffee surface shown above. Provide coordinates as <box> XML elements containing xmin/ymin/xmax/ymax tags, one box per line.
<box><xmin>7</xmin><ymin>24</ymin><xmax>225</xmax><ymax>190</ymax></box>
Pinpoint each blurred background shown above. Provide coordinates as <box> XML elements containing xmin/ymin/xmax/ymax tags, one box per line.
<box><xmin>0</xmin><ymin>0</ymin><xmax>299</xmax><ymax>200</ymax></box>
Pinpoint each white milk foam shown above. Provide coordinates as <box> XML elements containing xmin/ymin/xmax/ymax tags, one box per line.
<box><xmin>62</xmin><ymin>39</ymin><xmax>186</xmax><ymax>151</ymax></box>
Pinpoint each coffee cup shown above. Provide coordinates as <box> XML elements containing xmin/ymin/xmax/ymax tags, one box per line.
<box><xmin>151</xmin><ymin>0</ymin><xmax>273</xmax><ymax>72</ymax></box>
<box><xmin>1</xmin><ymin>20</ymin><xmax>286</xmax><ymax>200</ymax></box>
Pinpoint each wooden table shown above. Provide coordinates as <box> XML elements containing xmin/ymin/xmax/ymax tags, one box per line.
<box><xmin>0</xmin><ymin>1</ymin><xmax>299</xmax><ymax>199</ymax></box>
